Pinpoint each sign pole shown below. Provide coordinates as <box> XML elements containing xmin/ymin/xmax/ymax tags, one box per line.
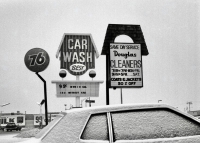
<box><xmin>24</xmin><ymin>48</ymin><xmax>50</xmax><ymax>126</ymax></box>
<box><xmin>106</xmin><ymin>55</ymin><xmax>110</xmax><ymax>105</ymax></box>
<box><xmin>121</xmin><ymin>88</ymin><xmax>123</xmax><ymax>104</ymax></box>
<box><xmin>36</xmin><ymin>72</ymin><xmax>48</xmax><ymax>126</ymax></box>
<box><xmin>89</xmin><ymin>97</ymin><xmax>91</xmax><ymax>107</ymax></box>
<box><xmin>76</xmin><ymin>76</ymin><xmax>80</xmax><ymax>107</ymax></box>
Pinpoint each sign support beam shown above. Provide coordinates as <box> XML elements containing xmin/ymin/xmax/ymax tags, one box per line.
<box><xmin>106</xmin><ymin>55</ymin><xmax>110</xmax><ymax>105</ymax></box>
<box><xmin>121</xmin><ymin>88</ymin><xmax>123</xmax><ymax>104</ymax></box>
<box><xmin>76</xmin><ymin>76</ymin><xmax>80</xmax><ymax>107</ymax></box>
<box><xmin>36</xmin><ymin>72</ymin><xmax>48</xmax><ymax>126</ymax></box>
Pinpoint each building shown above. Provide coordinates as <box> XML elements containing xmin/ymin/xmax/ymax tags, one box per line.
<box><xmin>0</xmin><ymin>111</ymin><xmax>60</xmax><ymax>128</ymax></box>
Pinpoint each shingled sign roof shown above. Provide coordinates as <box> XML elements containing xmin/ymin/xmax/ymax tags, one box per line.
<box><xmin>101</xmin><ymin>24</ymin><xmax>149</xmax><ymax>55</ymax></box>
<box><xmin>56</xmin><ymin>33</ymin><xmax>99</xmax><ymax>59</ymax></box>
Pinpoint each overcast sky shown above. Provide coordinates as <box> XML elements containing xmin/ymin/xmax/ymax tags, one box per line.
<box><xmin>0</xmin><ymin>0</ymin><xmax>199</xmax><ymax>114</ymax></box>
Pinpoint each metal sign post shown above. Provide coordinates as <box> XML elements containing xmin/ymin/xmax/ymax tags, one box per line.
<box><xmin>24</xmin><ymin>48</ymin><xmax>50</xmax><ymax>125</ymax></box>
<box><xmin>76</xmin><ymin>76</ymin><xmax>80</xmax><ymax>107</ymax></box>
<box><xmin>106</xmin><ymin>56</ymin><xmax>110</xmax><ymax>105</ymax></box>
<box><xmin>121</xmin><ymin>88</ymin><xmax>123</xmax><ymax>104</ymax></box>
<box><xmin>36</xmin><ymin>72</ymin><xmax>48</xmax><ymax>126</ymax></box>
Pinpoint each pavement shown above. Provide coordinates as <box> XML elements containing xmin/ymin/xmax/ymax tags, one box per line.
<box><xmin>0</xmin><ymin>130</ymin><xmax>30</xmax><ymax>143</ymax></box>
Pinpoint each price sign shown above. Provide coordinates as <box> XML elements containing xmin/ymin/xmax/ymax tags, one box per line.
<box><xmin>52</xmin><ymin>80</ymin><xmax>104</xmax><ymax>97</ymax></box>
<box><xmin>34</xmin><ymin>114</ymin><xmax>51</xmax><ymax>125</ymax></box>
<box><xmin>24</xmin><ymin>48</ymin><xmax>50</xmax><ymax>72</ymax></box>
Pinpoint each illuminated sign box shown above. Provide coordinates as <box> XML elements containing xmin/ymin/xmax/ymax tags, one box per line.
<box><xmin>110</xmin><ymin>43</ymin><xmax>143</xmax><ymax>88</ymax></box>
<box><xmin>52</xmin><ymin>80</ymin><xmax>104</xmax><ymax>97</ymax></box>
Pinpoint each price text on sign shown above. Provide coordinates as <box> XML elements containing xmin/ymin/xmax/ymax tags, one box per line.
<box><xmin>24</xmin><ymin>48</ymin><xmax>50</xmax><ymax>72</ymax></box>
<box><xmin>110</xmin><ymin>43</ymin><xmax>143</xmax><ymax>87</ymax></box>
<box><xmin>52</xmin><ymin>80</ymin><xmax>103</xmax><ymax>97</ymax></box>
<box><xmin>55</xmin><ymin>82</ymin><xmax>99</xmax><ymax>97</ymax></box>
<box><xmin>34</xmin><ymin>115</ymin><xmax>51</xmax><ymax>125</ymax></box>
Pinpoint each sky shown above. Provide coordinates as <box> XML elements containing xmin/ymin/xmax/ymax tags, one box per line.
<box><xmin>0</xmin><ymin>0</ymin><xmax>199</xmax><ymax>114</ymax></box>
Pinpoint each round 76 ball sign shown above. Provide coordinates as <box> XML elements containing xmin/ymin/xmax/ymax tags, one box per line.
<box><xmin>24</xmin><ymin>48</ymin><xmax>50</xmax><ymax>73</ymax></box>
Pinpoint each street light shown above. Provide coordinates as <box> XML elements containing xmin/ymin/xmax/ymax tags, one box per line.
<box><xmin>81</xmin><ymin>98</ymin><xmax>89</xmax><ymax>107</ymax></box>
<box><xmin>36</xmin><ymin>100</ymin><xmax>45</xmax><ymax>128</ymax></box>
<box><xmin>64</xmin><ymin>104</ymin><xmax>67</xmax><ymax>111</ymax></box>
<box><xmin>0</xmin><ymin>103</ymin><xmax>10</xmax><ymax>107</ymax></box>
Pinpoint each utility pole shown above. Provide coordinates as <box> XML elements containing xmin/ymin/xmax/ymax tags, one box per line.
<box><xmin>187</xmin><ymin>102</ymin><xmax>192</xmax><ymax>111</ymax></box>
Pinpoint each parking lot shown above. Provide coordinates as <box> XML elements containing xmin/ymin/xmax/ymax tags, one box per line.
<box><xmin>0</xmin><ymin>129</ymin><xmax>29</xmax><ymax>143</ymax></box>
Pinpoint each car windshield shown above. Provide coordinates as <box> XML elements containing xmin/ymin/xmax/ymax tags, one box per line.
<box><xmin>7</xmin><ymin>123</ymin><xmax>15</xmax><ymax>125</ymax></box>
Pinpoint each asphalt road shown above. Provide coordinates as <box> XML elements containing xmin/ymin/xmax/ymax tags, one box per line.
<box><xmin>0</xmin><ymin>130</ymin><xmax>29</xmax><ymax>143</ymax></box>
<box><xmin>0</xmin><ymin>129</ymin><xmax>21</xmax><ymax>135</ymax></box>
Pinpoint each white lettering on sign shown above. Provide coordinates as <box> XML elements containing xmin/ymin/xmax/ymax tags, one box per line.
<box><xmin>63</xmin><ymin>52</ymin><xmax>92</xmax><ymax>63</ymax></box>
<box><xmin>70</xmin><ymin>64</ymin><xmax>86</xmax><ymax>72</ymax></box>
<box><xmin>68</xmin><ymin>39</ymin><xmax>87</xmax><ymax>49</ymax></box>
<box><xmin>29</xmin><ymin>52</ymin><xmax>46</xmax><ymax>66</ymax></box>
<box><xmin>58</xmin><ymin>34</ymin><xmax>97</xmax><ymax>76</ymax></box>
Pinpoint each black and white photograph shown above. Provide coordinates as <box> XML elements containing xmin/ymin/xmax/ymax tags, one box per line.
<box><xmin>0</xmin><ymin>0</ymin><xmax>200</xmax><ymax>142</ymax></box>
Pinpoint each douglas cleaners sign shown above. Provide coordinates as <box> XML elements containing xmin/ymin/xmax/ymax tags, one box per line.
<box><xmin>110</xmin><ymin>43</ymin><xmax>143</xmax><ymax>87</ymax></box>
<box><xmin>56</xmin><ymin>33</ymin><xmax>99</xmax><ymax>76</ymax></box>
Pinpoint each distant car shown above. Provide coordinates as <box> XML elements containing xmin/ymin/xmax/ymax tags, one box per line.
<box><xmin>0</xmin><ymin>126</ymin><xmax>3</xmax><ymax>131</ymax></box>
<box><xmin>20</xmin><ymin>104</ymin><xmax>200</xmax><ymax>143</ymax></box>
<box><xmin>3</xmin><ymin>122</ymin><xmax>21</xmax><ymax>132</ymax></box>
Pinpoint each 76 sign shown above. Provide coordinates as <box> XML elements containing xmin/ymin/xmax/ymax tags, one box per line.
<box><xmin>24</xmin><ymin>48</ymin><xmax>50</xmax><ymax>73</ymax></box>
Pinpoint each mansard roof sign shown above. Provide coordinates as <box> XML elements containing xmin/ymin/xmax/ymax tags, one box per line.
<box><xmin>56</xmin><ymin>33</ymin><xmax>99</xmax><ymax>58</ymax></box>
<box><xmin>101</xmin><ymin>24</ymin><xmax>149</xmax><ymax>55</ymax></box>
<box><xmin>56</xmin><ymin>33</ymin><xmax>99</xmax><ymax>76</ymax></box>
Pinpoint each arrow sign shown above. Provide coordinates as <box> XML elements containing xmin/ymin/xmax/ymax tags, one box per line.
<box><xmin>85</xmin><ymin>100</ymin><xmax>95</xmax><ymax>103</ymax></box>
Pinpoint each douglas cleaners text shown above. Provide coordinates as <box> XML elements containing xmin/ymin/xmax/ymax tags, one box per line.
<box><xmin>110</xmin><ymin>60</ymin><xmax>141</xmax><ymax>68</ymax></box>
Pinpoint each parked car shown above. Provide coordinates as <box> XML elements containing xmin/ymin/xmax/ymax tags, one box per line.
<box><xmin>0</xmin><ymin>125</ymin><xmax>4</xmax><ymax>131</ymax></box>
<box><xmin>20</xmin><ymin>104</ymin><xmax>200</xmax><ymax>143</ymax></box>
<box><xmin>3</xmin><ymin>122</ymin><xmax>21</xmax><ymax>132</ymax></box>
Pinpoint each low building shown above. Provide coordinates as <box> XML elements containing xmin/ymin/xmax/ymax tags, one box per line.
<box><xmin>0</xmin><ymin>111</ymin><xmax>60</xmax><ymax>128</ymax></box>
<box><xmin>188</xmin><ymin>110</ymin><xmax>200</xmax><ymax>120</ymax></box>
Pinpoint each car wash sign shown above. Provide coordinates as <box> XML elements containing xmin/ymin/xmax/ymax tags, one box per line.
<box><xmin>110</xmin><ymin>43</ymin><xmax>143</xmax><ymax>87</ymax></box>
<box><xmin>56</xmin><ymin>33</ymin><xmax>99</xmax><ymax>76</ymax></box>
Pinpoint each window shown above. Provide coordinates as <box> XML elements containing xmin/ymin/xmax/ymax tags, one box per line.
<box><xmin>17</xmin><ymin>117</ymin><xmax>24</xmax><ymax>123</ymax></box>
<box><xmin>111</xmin><ymin>109</ymin><xmax>200</xmax><ymax>141</ymax></box>
<box><xmin>81</xmin><ymin>113</ymin><xmax>109</xmax><ymax>140</ymax></box>
<box><xmin>9</xmin><ymin>118</ymin><xmax>14</xmax><ymax>122</ymax></box>
<box><xmin>1</xmin><ymin>118</ymin><xmax>6</xmax><ymax>124</ymax></box>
